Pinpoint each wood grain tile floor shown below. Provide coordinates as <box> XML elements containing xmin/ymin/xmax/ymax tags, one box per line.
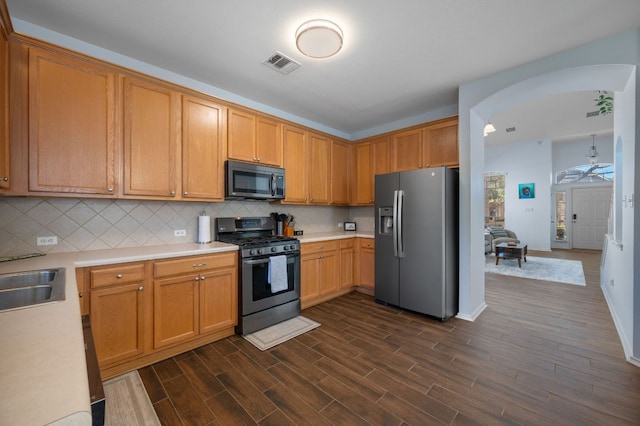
<box><xmin>139</xmin><ymin>249</ymin><xmax>640</xmax><ymax>425</ymax></box>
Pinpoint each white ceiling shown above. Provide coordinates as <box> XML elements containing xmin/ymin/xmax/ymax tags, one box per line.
<box><xmin>5</xmin><ymin>1</ymin><xmax>639</xmax><ymax>141</ymax></box>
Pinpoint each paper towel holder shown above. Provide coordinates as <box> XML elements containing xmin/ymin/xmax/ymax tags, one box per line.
<box><xmin>198</xmin><ymin>211</ymin><xmax>212</xmax><ymax>244</ymax></box>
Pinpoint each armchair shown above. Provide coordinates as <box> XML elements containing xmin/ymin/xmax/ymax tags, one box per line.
<box><xmin>486</xmin><ymin>227</ymin><xmax>520</xmax><ymax>253</ymax></box>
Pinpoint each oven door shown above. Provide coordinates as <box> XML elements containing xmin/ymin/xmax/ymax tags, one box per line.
<box><xmin>240</xmin><ymin>251</ymin><xmax>300</xmax><ymax>316</ymax></box>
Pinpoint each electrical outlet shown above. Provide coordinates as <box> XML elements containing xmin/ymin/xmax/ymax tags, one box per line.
<box><xmin>36</xmin><ymin>236</ymin><xmax>58</xmax><ymax>246</ymax></box>
<box><xmin>174</xmin><ymin>229</ymin><xmax>187</xmax><ymax>237</ymax></box>
<box><xmin>338</xmin><ymin>222</ymin><xmax>343</xmax><ymax>228</ymax></box>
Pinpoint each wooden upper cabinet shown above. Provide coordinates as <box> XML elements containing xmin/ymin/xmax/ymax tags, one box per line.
<box><xmin>0</xmin><ymin>34</ymin><xmax>8</xmax><ymax>190</ymax></box>
<box><xmin>391</xmin><ymin>128</ymin><xmax>422</xmax><ymax>172</ymax></box>
<box><xmin>255</xmin><ymin>115</ymin><xmax>282</xmax><ymax>166</ymax></box>
<box><xmin>28</xmin><ymin>48</ymin><xmax>118</xmax><ymax>194</ymax></box>
<box><xmin>227</xmin><ymin>108</ymin><xmax>282</xmax><ymax>166</ymax></box>
<box><xmin>123</xmin><ymin>77</ymin><xmax>180</xmax><ymax>198</ymax></box>
<box><xmin>308</xmin><ymin>132</ymin><xmax>331</xmax><ymax>204</ymax></box>
<box><xmin>182</xmin><ymin>95</ymin><xmax>225</xmax><ymax>200</ymax></box>
<box><xmin>331</xmin><ymin>140</ymin><xmax>350</xmax><ymax>205</ymax></box>
<box><xmin>282</xmin><ymin>124</ymin><xmax>308</xmax><ymax>203</ymax></box>
<box><xmin>354</xmin><ymin>135</ymin><xmax>389</xmax><ymax>205</ymax></box>
<box><xmin>423</xmin><ymin>118</ymin><xmax>458</xmax><ymax>167</ymax></box>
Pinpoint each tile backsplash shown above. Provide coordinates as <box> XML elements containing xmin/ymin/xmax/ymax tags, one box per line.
<box><xmin>0</xmin><ymin>197</ymin><xmax>374</xmax><ymax>256</ymax></box>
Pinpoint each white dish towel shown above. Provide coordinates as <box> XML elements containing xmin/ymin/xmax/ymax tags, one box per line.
<box><xmin>268</xmin><ymin>255</ymin><xmax>288</xmax><ymax>293</ymax></box>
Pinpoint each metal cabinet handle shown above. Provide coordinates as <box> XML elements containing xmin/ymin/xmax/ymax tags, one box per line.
<box><xmin>200</xmin><ymin>276</ymin><xmax>205</xmax><ymax>281</ymax></box>
<box><xmin>195</xmin><ymin>276</ymin><xmax>200</xmax><ymax>281</ymax></box>
<box><xmin>184</xmin><ymin>192</ymin><xmax>188</xmax><ymax>196</ymax></box>
<box><xmin>107</xmin><ymin>187</ymin><xmax>114</xmax><ymax>192</ymax></box>
<box><xmin>170</xmin><ymin>191</ymin><xmax>176</xmax><ymax>196</ymax></box>
<box><xmin>2</xmin><ymin>177</ymin><xmax>8</xmax><ymax>182</ymax></box>
<box><xmin>78</xmin><ymin>292</ymin><xmax>83</xmax><ymax>298</ymax></box>
<box><xmin>116</xmin><ymin>274</ymin><xmax>123</xmax><ymax>279</ymax></box>
<box><xmin>138</xmin><ymin>286</ymin><xmax>144</xmax><ymax>291</ymax></box>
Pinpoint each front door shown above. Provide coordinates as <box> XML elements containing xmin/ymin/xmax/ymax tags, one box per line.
<box><xmin>572</xmin><ymin>187</ymin><xmax>611</xmax><ymax>250</ymax></box>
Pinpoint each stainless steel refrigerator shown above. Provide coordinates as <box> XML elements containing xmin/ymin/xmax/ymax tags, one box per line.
<box><xmin>375</xmin><ymin>167</ymin><xmax>458</xmax><ymax>320</ymax></box>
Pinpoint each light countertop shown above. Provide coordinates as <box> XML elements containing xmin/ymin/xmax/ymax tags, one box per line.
<box><xmin>0</xmin><ymin>242</ymin><xmax>237</xmax><ymax>426</ymax></box>
<box><xmin>297</xmin><ymin>231</ymin><xmax>374</xmax><ymax>243</ymax></box>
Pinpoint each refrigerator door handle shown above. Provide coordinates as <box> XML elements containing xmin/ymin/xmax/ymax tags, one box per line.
<box><xmin>397</xmin><ymin>190</ymin><xmax>404</xmax><ymax>257</ymax></box>
<box><xmin>392</xmin><ymin>190</ymin><xmax>399</xmax><ymax>257</ymax></box>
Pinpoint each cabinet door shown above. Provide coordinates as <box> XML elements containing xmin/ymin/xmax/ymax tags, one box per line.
<box><xmin>331</xmin><ymin>140</ymin><xmax>350</xmax><ymax>205</ymax></box>
<box><xmin>282</xmin><ymin>125</ymin><xmax>308</xmax><ymax>203</ymax></box>
<box><xmin>123</xmin><ymin>77</ymin><xmax>180</xmax><ymax>198</ymax></box>
<box><xmin>308</xmin><ymin>133</ymin><xmax>331</xmax><ymax>204</ymax></box>
<box><xmin>28</xmin><ymin>49</ymin><xmax>117</xmax><ymax>194</ymax></box>
<box><xmin>227</xmin><ymin>108</ymin><xmax>256</xmax><ymax>163</ymax></box>
<box><xmin>153</xmin><ymin>276</ymin><xmax>198</xmax><ymax>348</ymax></box>
<box><xmin>360</xmin><ymin>246</ymin><xmax>375</xmax><ymax>288</ymax></box>
<box><xmin>182</xmin><ymin>95</ymin><xmax>225</xmax><ymax>200</ymax></box>
<box><xmin>391</xmin><ymin>129</ymin><xmax>422</xmax><ymax>172</ymax></box>
<box><xmin>423</xmin><ymin>119</ymin><xmax>458</xmax><ymax>167</ymax></box>
<box><xmin>372</xmin><ymin>136</ymin><xmax>390</xmax><ymax>176</ymax></box>
<box><xmin>340</xmin><ymin>241</ymin><xmax>355</xmax><ymax>289</ymax></box>
<box><xmin>0</xmin><ymin>34</ymin><xmax>8</xmax><ymax>190</ymax></box>
<box><xmin>91</xmin><ymin>283</ymin><xmax>145</xmax><ymax>366</ymax></box>
<box><xmin>354</xmin><ymin>142</ymin><xmax>373</xmax><ymax>205</ymax></box>
<box><xmin>301</xmin><ymin>254</ymin><xmax>320</xmax><ymax>302</ymax></box>
<box><xmin>319</xmin><ymin>251</ymin><xmax>339</xmax><ymax>295</ymax></box>
<box><xmin>256</xmin><ymin>115</ymin><xmax>282</xmax><ymax>166</ymax></box>
<box><xmin>199</xmin><ymin>267</ymin><xmax>237</xmax><ymax>334</ymax></box>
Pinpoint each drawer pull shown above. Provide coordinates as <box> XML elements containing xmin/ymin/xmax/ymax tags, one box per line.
<box><xmin>200</xmin><ymin>276</ymin><xmax>205</xmax><ymax>281</ymax></box>
<box><xmin>138</xmin><ymin>286</ymin><xmax>144</xmax><ymax>291</ymax></box>
<box><xmin>195</xmin><ymin>276</ymin><xmax>200</xmax><ymax>281</ymax></box>
<box><xmin>78</xmin><ymin>292</ymin><xmax>83</xmax><ymax>298</ymax></box>
<box><xmin>116</xmin><ymin>274</ymin><xmax>123</xmax><ymax>279</ymax></box>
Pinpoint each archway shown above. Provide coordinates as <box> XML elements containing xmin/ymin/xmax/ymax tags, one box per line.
<box><xmin>457</xmin><ymin>63</ymin><xmax>636</xmax><ymax>322</ymax></box>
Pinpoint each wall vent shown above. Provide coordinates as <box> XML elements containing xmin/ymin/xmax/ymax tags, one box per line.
<box><xmin>586</xmin><ymin>110</ymin><xmax>600</xmax><ymax>118</ymax></box>
<box><xmin>505</xmin><ymin>127</ymin><xmax>516</xmax><ymax>133</ymax></box>
<box><xmin>262</xmin><ymin>51</ymin><xmax>301</xmax><ymax>74</ymax></box>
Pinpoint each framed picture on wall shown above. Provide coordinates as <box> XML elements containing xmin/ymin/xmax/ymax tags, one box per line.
<box><xmin>518</xmin><ymin>183</ymin><xmax>535</xmax><ymax>199</ymax></box>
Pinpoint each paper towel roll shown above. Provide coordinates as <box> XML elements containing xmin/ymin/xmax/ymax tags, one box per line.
<box><xmin>198</xmin><ymin>215</ymin><xmax>211</xmax><ymax>244</ymax></box>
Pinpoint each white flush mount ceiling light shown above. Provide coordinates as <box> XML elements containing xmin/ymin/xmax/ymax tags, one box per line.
<box><xmin>296</xmin><ymin>19</ymin><xmax>343</xmax><ymax>58</ymax></box>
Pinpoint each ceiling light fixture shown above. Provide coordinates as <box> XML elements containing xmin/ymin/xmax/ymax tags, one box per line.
<box><xmin>295</xmin><ymin>19</ymin><xmax>343</xmax><ymax>58</ymax></box>
<box><xmin>586</xmin><ymin>134</ymin><xmax>599</xmax><ymax>164</ymax></box>
<box><xmin>483</xmin><ymin>122</ymin><xmax>496</xmax><ymax>137</ymax></box>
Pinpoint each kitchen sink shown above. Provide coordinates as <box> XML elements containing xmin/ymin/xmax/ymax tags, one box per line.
<box><xmin>0</xmin><ymin>268</ymin><xmax>66</xmax><ymax>312</ymax></box>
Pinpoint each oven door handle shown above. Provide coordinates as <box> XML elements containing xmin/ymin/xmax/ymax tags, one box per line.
<box><xmin>271</xmin><ymin>173</ymin><xmax>276</xmax><ymax>196</ymax></box>
<box><xmin>244</xmin><ymin>258</ymin><xmax>271</xmax><ymax>265</ymax></box>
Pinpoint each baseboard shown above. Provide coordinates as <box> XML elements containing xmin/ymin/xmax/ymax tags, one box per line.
<box><xmin>600</xmin><ymin>283</ymin><xmax>635</xmax><ymax>364</ymax></box>
<box><xmin>456</xmin><ymin>302</ymin><xmax>488</xmax><ymax>322</ymax></box>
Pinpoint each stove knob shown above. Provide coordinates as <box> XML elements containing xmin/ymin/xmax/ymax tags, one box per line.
<box><xmin>249</xmin><ymin>249</ymin><xmax>257</xmax><ymax>256</ymax></box>
<box><xmin>282</xmin><ymin>245</ymin><xmax>288</xmax><ymax>251</ymax></box>
<box><xmin>258</xmin><ymin>248</ymin><xmax>264</xmax><ymax>255</ymax></box>
<box><xmin>271</xmin><ymin>247</ymin><xmax>277</xmax><ymax>253</ymax></box>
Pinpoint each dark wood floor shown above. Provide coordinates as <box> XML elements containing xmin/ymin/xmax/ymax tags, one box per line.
<box><xmin>139</xmin><ymin>249</ymin><xmax>640</xmax><ymax>425</ymax></box>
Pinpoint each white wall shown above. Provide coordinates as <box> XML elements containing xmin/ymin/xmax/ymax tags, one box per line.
<box><xmin>485</xmin><ymin>139</ymin><xmax>552</xmax><ymax>251</ymax></box>
<box><xmin>458</xmin><ymin>28</ymin><xmax>639</xmax><ymax>363</ymax></box>
<box><xmin>553</xmin><ymin>134</ymin><xmax>614</xmax><ymax>173</ymax></box>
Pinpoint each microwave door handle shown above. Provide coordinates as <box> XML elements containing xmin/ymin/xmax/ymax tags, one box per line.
<box><xmin>271</xmin><ymin>173</ymin><xmax>276</xmax><ymax>196</ymax></box>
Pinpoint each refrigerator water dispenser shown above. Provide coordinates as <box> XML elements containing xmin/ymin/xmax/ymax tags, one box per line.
<box><xmin>378</xmin><ymin>207</ymin><xmax>394</xmax><ymax>234</ymax></box>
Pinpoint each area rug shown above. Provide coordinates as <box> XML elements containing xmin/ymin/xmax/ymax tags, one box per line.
<box><xmin>485</xmin><ymin>255</ymin><xmax>586</xmax><ymax>286</ymax></box>
<box><xmin>243</xmin><ymin>316</ymin><xmax>321</xmax><ymax>351</ymax></box>
<box><xmin>103</xmin><ymin>371</ymin><xmax>160</xmax><ymax>426</ymax></box>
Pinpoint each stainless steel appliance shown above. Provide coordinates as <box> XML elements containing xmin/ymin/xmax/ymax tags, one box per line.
<box><xmin>82</xmin><ymin>315</ymin><xmax>105</xmax><ymax>426</ymax></box>
<box><xmin>225</xmin><ymin>160</ymin><xmax>285</xmax><ymax>200</ymax></box>
<box><xmin>375</xmin><ymin>167</ymin><xmax>458</xmax><ymax>320</ymax></box>
<box><xmin>216</xmin><ymin>217</ymin><xmax>300</xmax><ymax>335</ymax></box>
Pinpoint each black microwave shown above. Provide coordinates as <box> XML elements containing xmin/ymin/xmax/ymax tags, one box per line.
<box><xmin>225</xmin><ymin>160</ymin><xmax>285</xmax><ymax>200</ymax></box>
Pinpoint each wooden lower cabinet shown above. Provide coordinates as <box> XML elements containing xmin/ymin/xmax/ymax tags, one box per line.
<box><xmin>81</xmin><ymin>251</ymin><xmax>237</xmax><ymax>379</ymax></box>
<box><xmin>86</xmin><ymin>262</ymin><xmax>148</xmax><ymax>368</ymax></box>
<box><xmin>153</xmin><ymin>253</ymin><xmax>237</xmax><ymax>348</ymax></box>
<box><xmin>301</xmin><ymin>237</ymin><xmax>368</xmax><ymax>308</ymax></box>
<box><xmin>339</xmin><ymin>239</ymin><xmax>354</xmax><ymax>289</ymax></box>
<box><xmin>358</xmin><ymin>239</ymin><xmax>375</xmax><ymax>289</ymax></box>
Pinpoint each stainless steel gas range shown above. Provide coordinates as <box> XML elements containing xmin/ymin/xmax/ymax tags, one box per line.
<box><xmin>216</xmin><ymin>217</ymin><xmax>301</xmax><ymax>335</ymax></box>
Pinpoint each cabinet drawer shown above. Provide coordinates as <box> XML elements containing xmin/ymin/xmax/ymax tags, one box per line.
<box><xmin>359</xmin><ymin>238</ymin><xmax>375</xmax><ymax>249</ymax></box>
<box><xmin>301</xmin><ymin>240</ymin><xmax>339</xmax><ymax>255</ymax></box>
<box><xmin>339</xmin><ymin>239</ymin><xmax>355</xmax><ymax>249</ymax></box>
<box><xmin>154</xmin><ymin>252</ymin><xmax>236</xmax><ymax>278</ymax></box>
<box><xmin>90</xmin><ymin>263</ymin><xmax>146</xmax><ymax>289</ymax></box>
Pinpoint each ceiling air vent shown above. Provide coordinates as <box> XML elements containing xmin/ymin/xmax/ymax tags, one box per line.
<box><xmin>506</xmin><ymin>127</ymin><xmax>516</xmax><ymax>133</ymax></box>
<box><xmin>586</xmin><ymin>110</ymin><xmax>600</xmax><ymax>118</ymax></box>
<box><xmin>262</xmin><ymin>51</ymin><xmax>301</xmax><ymax>74</ymax></box>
